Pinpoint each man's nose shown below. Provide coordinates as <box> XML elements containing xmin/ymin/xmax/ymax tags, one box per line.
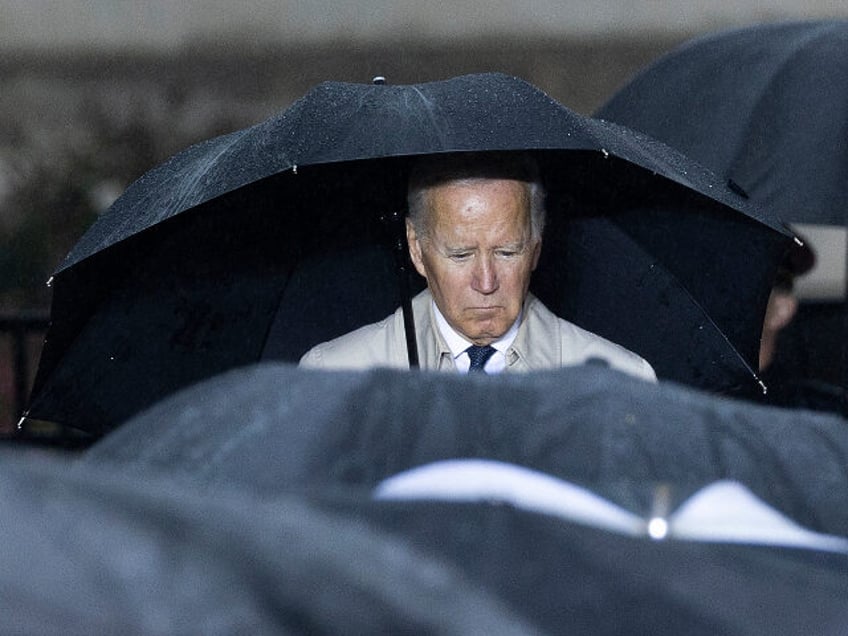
<box><xmin>472</xmin><ymin>255</ymin><xmax>499</xmax><ymax>294</ymax></box>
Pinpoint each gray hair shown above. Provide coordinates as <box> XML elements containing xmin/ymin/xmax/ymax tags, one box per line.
<box><xmin>406</xmin><ymin>152</ymin><xmax>546</xmax><ymax>241</ymax></box>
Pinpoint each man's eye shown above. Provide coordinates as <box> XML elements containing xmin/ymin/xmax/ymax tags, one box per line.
<box><xmin>449</xmin><ymin>252</ymin><xmax>472</xmax><ymax>261</ymax></box>
<box><xmin>496</xmin><ymin>250</ymin><xmax>518</xmax><ymax>258</ymax></box>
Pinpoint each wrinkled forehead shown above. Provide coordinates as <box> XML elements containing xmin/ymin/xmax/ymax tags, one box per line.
<box><xmin>425</xmin><ymin>179</ymin><xmax>533</xmax><ymax>237</ymax></box>
<box><xmin>426</xmin><ymin>177</ymin><xmax>532</xmax><ymax>206</ymax></box>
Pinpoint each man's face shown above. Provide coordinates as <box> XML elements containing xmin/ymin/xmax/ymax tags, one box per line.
<box><xmin>406</xmin><ymin>178</ymin><xmax>541</xmax><ymax>346</ymax></box>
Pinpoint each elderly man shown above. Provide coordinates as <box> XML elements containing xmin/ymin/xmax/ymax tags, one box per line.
<box><xmin>300</xmin><ymin>152</ymin><xmax>655</xmax><ymax>380</ymax></box>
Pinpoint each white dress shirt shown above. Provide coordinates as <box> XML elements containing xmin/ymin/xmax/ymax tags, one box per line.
<box><xmin>432</xmin><ymin>302</ymin><xmax>520</xmax><ymax>374</ymax></box>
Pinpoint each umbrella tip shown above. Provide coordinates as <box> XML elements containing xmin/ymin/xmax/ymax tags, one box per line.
<box><xmin>647</xmin><ymin>483</ymin><xmax>672</xmax><ymax>540</ymax></box>
<box><xmin>372</xmin><ymin>76</ymin><xmax>387</xmax><ymax>85</ymax></box>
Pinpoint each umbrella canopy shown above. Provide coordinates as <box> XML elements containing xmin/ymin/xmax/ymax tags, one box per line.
<box><xmin>76</xmin><ymin>362</ymin><xmax>848</xmax><ymax>634</ymax></box>
<box><xmin>333</xmin><ymin>497</ymin><xmax>848</xmax><ymax>636</ymax></box>
<box><xmin>26</xmin><ymin>72</ymin><xmax>792</xmax><ymax>435</ymax></box>
<box><xmin>1</xmin><ymin>450</ymin><xmax>538</xmax><ymax>635</ymax></box>
<box><xmin>9</xmin><ymin>450</ymin><xmax>848</xmax><ymax>636</ymax></box>
<box><xmin>83</xmin><ymin>362</ymin><xmax>848</xmax><ymax>538</ymax></box>
<box><xmin>595</xmin><ymin>19</ymin><xmax>848</xmax><ymax>405</ymax></box>
<box><xmin>596</xmin><ymin>19</ymin><xmax>848</xmax><ymax>227</ymax></box>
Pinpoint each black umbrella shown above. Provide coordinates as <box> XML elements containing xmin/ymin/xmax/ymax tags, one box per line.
<box><xmin>597</xmin><ymin>19</ymin><xmax>848</xmax><ymax>227</ymax></box>
<box><xmin>332</xmin><ymin>497</ymin><xmax>848</xmax><ymax>636</ymax></box>
<box><xmin>25</xmin><ymin>72</ymin><xmax>792</xmax><ymax>436</ymax></box>
<box><xmin>83</xmin><ymin>362</ymin><xmax>848</xmax><ymax>537</ymax></box>
<box><xmin>76</xmin><ymin>361</ymin><xmax>848</xmax><ymax>634</ymax></box>
<box><xmin>1</xmin><ymin>450</ymin><xmax>538</xmax><ymax>635</ymax></box>
<box><xmin>595</xmin><ymin>19</ymin><xmax>848</xmax><ymax>405</ymax></box>
<box><xmin>10</xmin><ymin>449</ymin><xmax>848</xmax><ymax>635</ymax></box>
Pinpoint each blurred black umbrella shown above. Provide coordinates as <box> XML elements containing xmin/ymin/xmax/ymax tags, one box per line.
<box><xmin>10</xmin><ymin>450</ymin><xmax>848</xmax><ymax>635</ymax></box>
<box><xmin>83</xmin><ymin>362</ymin><xmax>848</xmax><ymax>537</ymax></box>
<box><xmin>1</xmin><ymin>450</ymin><xmax>538</xmax><ymax>635</ymax></box>
<box><xmin>597</xmin><ymin>19</ymin><xmax>848</xmax><ymax>227</ymax></box>
<box><xmin>336</xmin><ymin>497</ymin><xmax>848</xmax><ymax>636</ymax></box>
<box><xmin>25</xmin><ymin>72</ymin><xmax>791</xmax><ymax>436</ymax></box>
<box><xmin>596</xmin><ymin>19</ymin><xmax>848</xmax><ymax>406</ymax></box>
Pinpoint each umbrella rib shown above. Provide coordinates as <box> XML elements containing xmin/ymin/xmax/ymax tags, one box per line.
<box><xmin>667</xmin><ymin>267</ymin><xmax>764</xmax><ymax>390</ymax></box>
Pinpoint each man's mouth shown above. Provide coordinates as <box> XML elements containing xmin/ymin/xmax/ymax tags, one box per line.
<box><xmin>466</xmin><ymin>306</ymin><xmax>504</xmax><ymax>320</ymax></box>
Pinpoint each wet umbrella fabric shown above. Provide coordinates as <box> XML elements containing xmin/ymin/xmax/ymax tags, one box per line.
<box><xmin>75</xmin><ymin>363</ymin><xmax>848</xmax><ymax>633</ymax></box>
<box><xmin>8</xmin><ymin>451</ymin><xmax>848</xmax><ymax>636</ymax></box>
<box><xmin>27</xmin><ymin>73</ymin><xmax>791</xmax><ymax>435</ymax></box>
<box><xmin>595</xmin><ymin>19</ymin><xmax>848</xmax><ymax>407</ymax></box>
<box><xmin>0</xmin><ymin>449</ymin><xmax>540</xmax><ymax>636</ymax></box>
<box><xmin>596</xmin><ymin>19</ymin><xmax>848</xmax><ymax>227</ymax></box>
<box><xmin>83</xmin><ymin>362</ymin><xmax>848</xmax><ymax>537</ymax></box>
<box><xmin>334</xmin><ymin>497</ymin><xmax>848</xmax><ymax>636</ymax></box>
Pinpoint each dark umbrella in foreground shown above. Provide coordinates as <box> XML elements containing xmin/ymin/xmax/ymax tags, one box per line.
<box><xmin>25</xmin><ymin>72</ymin><xmax>792</xmax><ymax>436</ymax></box>
<box><xmin>83</xmin><ymin>362</ymin><xmax>848</xmax><ymax>537</ymax></box>
<box><xmin>596</xmin><ymin>19</ymin><xmax>848</xmax><ymax>406</ymax></box>
<box><xmin>8</xmin><ymin>450</ymin><xmax>848</xmax><ymax>636</ymax></box>
<box><xmin>1</xmin><ymin>450</ymin><xmax>537</xmax><ymax>636</ymax></box>
<box><xmin>335</xmin><ymin>496</ymin><xmax>848</xmax><ymax>636</ymax></box>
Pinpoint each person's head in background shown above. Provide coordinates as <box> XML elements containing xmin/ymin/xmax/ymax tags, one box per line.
<box><xmin>759</xmin><ymin>236</ymin><xmax>816</xmax><ymax>372</ymax></box>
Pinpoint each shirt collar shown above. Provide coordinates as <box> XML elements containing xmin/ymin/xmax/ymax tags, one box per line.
<box><xmin>432</xmin><ymin>301</ymin><xmax>521</xmax><ymax>361</ymax></box>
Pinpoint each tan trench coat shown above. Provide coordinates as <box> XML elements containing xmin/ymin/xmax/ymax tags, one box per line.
<box><xmin>300</xmin><ymin>289</ymin><xmax>656</xmax><ymax>381</ymax></box>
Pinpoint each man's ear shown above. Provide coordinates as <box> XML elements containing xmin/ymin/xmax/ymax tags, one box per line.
<box><xmin>406</xmin><ymin>219</ymin><xmax>427</xmax><ymax>279</ymax></box>
<box><xmin>530</xmin><ymin>238</ymin><xmax>542</xmax><ymax>270</ymax></box>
